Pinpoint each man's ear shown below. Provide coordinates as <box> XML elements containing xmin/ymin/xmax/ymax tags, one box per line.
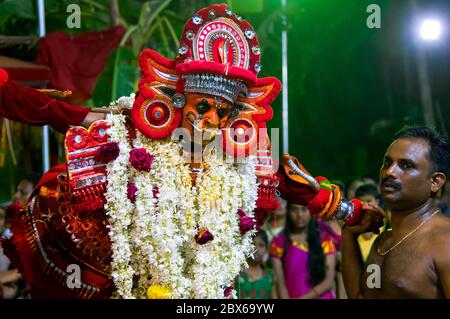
<box><xmin>431</xmin><ymin>172</ymin><xmax>446</xmax><ymax>194</ymax></box>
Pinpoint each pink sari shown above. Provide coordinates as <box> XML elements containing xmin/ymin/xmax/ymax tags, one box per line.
<box><xmin>270</xmin><ymin>223</ymin><xmax>337</xmax><ymax>299</ymax></box>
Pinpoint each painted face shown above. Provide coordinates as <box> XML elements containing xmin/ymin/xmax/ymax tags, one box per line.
<box><xmin>180</xmin><ymin>93</ymin><xmax>238</xmax><ymax>145</ymax></box>
<box><xmin>379</xmin><ymin>138</ymin><xmax>434</xmax><ymax>211</ymax></box>
<box><xmin>288</xmin><ymin>204</ymin><xmax>311</xmax><ymax>230</ymax></box>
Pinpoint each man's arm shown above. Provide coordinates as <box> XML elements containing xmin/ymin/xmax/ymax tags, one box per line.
<box><xmin>341</xmin><ymin>203</ymin><xmax>385</xmax><ymax>299</ymax></box>
<box><xmin>341</xmin><ymin>228</ymin><xmax>365</xmax><ymax>298</ymax></box>
<box><xmin>0</xmin><ymin>68</ymin><xmax>96</xmax><ymax>132</ymax></box>
<box><xmin>434</xmin><ymin>230</ymin><xmax>450</xmax><ymax>298</ymax></box>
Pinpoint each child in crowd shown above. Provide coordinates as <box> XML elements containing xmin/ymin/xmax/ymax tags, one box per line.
<box><xmin>237</xmin><ymin>230</ymin><xmax>276</xmax><ymax>299</ymax></box>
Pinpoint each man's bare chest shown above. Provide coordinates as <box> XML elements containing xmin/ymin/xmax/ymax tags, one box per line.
<box><xmin>360</xmin><ymin>236</ymin><xmax>439</xmax><ymax>298</ymax></box>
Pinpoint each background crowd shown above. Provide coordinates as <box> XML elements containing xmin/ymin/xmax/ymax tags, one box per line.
<box><xmin>236</xmin><ymin>177</ymin><xmax>450</xmax><ymax>299</ymax></box>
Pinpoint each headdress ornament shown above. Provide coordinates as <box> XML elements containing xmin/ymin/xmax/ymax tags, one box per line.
<box><xmin>132</xmin><ymin>3</ymin><xmax>281</xmax><ymax>159</ymax></box>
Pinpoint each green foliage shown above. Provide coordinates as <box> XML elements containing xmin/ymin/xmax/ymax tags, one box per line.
<box><xmin>0</xmin><ymin>0</ymin><xmax>35</xmax><ymax>24</ymax></box>
<box><xmin>92</xmin><ymin>46</ymin><xmax>136</xmax><ymax>106</ymax></box>
<box><xmin>92</xmin><ymin>0</ymin><xmax>183</xmax><ymax>105</ymax></box>
<box><xmin>128</xmin><ymin>0</ymin><xmax>173</xmax><ymax>57</ymax></box>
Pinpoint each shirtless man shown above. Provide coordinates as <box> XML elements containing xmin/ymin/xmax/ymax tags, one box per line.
<box><xmin>342</xmin><ymin>126</ymin><xmax>450</xmax><ymax>298</ymax></box>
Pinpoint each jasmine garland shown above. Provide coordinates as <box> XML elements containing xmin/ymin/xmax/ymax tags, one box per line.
<box><xmin>104</xmin><ymin>108</ymin><xmax>258</xmax><ymax>299</ymax></box>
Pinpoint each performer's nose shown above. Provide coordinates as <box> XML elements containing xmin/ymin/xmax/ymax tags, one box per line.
<box><xmin>202</xmin><ymin>109</ymin><xmax>219</xmax><ymax>129</ymax></box>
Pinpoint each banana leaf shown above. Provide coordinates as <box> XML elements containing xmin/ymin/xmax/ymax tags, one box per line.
<box><xmin>92</xmin><ymin>46</ymin><xmax>137</xmax><ymax>107</ymax></box>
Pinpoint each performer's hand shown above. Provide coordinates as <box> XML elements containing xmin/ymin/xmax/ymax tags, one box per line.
<box><xmin>80</xmin><ymin>111</ymin><xmax>106</xmax><ymax>128</ymax></box>
<box><xmin>343</xmin><ymin>202</ymin><xmax>385</xmax><ymax>236</ymax></box>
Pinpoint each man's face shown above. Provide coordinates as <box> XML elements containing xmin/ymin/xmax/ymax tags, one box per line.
<box><xmin>379</xmin><ymin>138</ymin><xmax>433</xmax><ymax>211</ymax></box>
<box><xmin>13</xmin><ymin>179</ymin><xmax>34</xmax><ymax>206</ymax></box>
<box><xmin>180</xmin><ymin>93</ymin><xmax>236</xmax><ymax>146</ymax></box>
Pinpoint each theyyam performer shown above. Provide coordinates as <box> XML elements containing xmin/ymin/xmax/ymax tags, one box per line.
<box><xmin>0</xmin><ymin>4</ymin><xmax>366</xmax><ymax>299</ymax></box>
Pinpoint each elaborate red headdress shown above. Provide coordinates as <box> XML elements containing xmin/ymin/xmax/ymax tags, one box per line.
<box><xmin>132</xmin><ymin>3</ymin><xmax>281</xmax><ymax>158</ymax></box>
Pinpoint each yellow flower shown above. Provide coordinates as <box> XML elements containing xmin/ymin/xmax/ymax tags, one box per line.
<box><xmin>146</xmin><ymin>285</ymin><xmax>172</xmax><ymax>299</ymax></box>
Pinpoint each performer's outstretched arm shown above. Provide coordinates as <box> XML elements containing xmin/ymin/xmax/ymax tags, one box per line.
<box><xmin>0</xmin><ymin>68</ymin><xmax>101</xmax><ymax>132</ymax></box>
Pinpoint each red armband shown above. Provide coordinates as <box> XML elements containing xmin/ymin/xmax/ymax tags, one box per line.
<box><xmin>344</xmin><ymin>199</ymin><xmax>364</xmax><ymax>226</ymax></box>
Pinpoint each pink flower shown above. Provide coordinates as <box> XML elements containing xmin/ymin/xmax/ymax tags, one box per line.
<box><xmin>97</xmin><ymin>142</ymin><xmax>120</xmax><ymax>163</ymax></box>
<box><xmin>129</xmin><ymin>148</ymin><xmax>153</xmax><ymax>172</ymax></box>
<box><xmin>127</xmin><ymin>183</ymin><xmax>137</xmax><ymax>203</ymax></box>
<box><xmin>237</xmin><ymin>209</ymin><xmax>258</xmax><ymax>234</ymax></box>
<box><xmin>195</xmin><ymin>229</ymin><xmax>214</xmax><ymax>245</ymax></box>
<box><xmin>152</xmin><ymin>186</ymin><xmax>159</xmax><ymax>199</ymax></box>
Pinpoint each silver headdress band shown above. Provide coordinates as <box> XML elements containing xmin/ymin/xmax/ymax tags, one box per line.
<box><xmin>182</xmin><ymin>73</ymin><xmax>248</xmax><ymax>103</ymax></box>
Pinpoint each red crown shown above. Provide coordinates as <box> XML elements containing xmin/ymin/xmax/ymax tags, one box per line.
<box><xmin>132</xmin><ymin>3</ymin><xmax>281</xmax><ymax>144</ymax></box>
<box><xmin>175</xmin><ymin>3</ymin><xmax>261</xmax><ymax>85</ymax></box>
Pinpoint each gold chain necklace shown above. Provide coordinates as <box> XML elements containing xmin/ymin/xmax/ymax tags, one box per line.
<box><xmin>377</xmin><ymin>210</ymin><xmax>439</xmax><ymax>256</ymax></box>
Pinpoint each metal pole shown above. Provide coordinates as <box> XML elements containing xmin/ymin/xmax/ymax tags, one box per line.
<box><xmin>410</xmin><ymin>0</ymin><xmax>436</xmax><ymax>128</ymax></box>
<box><xmin>415</xmin><ymin>47</ymin><xmax>436</xmax><ymax>128</ymax></box>
<box><xmin>281</xmin><ymin>0</ymin><xmax>289</xmax><ymax>154</ymax></box>
<box><xmin>38</xmin><ymin>0</ymin><xmax>50</xmax><ymax>172</ymax></box>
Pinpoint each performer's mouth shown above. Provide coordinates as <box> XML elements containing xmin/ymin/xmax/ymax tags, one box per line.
<box><xmin>187</xmin><ymin>119</ymin><xmax>218</xmax><ymax>143</ymax></box>
<box><xmin>187</xmin><ymin>119</ymin><xmax>202</xmax><ymax>133</ymax></box>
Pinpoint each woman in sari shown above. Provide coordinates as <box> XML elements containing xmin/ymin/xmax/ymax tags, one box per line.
<box><xmin>270</xmin><ymin>203</ymin><xmax>337</xmax><ymax>299</ymax></box>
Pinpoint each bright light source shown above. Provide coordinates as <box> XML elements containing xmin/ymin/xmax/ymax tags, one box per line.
<box><xmin>420</xmin><ymin>19</ymin><xmax>442</xmax><ymax>40</ymax></box>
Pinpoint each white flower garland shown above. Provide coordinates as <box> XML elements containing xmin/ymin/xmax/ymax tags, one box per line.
<box><xmin>104</xmin><ymin>113</ymin><xmax>135</xmax><ymax>299</ymax></box>
<box><xmin>104</xmin><ymin>110</ymin><xmax>258</xmax><ymax>299</ymax></box>
<box><xmin>191</xmin><ymin>155</ymin><xmax>257</xmax><ymax>298</ymax></box>
<box><xmin>132</xmin><ymin>134</ymin><xmax>195</xmax><ymax>298</ymax></box>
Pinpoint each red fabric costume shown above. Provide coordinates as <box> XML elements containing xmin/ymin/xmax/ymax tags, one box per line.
<box><xmin>35</xmin><ymin>26</ymin><xmax>126</xmax><ymax>104</ymax></box>
<box><xmin>0</xmin><ymin>68</ymin><xmax>89</xmax><ymax>133</ymax></box>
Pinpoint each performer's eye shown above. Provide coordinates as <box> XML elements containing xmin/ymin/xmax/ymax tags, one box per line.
<box><xmin>217</xmin><ymin>108</ymin><xmax>229</xmax><ymax>118</ymax></box>
<box><xmin>229</xmin><ymin>106</ymin><xmax>240</xmax><ymax>118</ymax></box>
<box><xmin>196</xmin><ymin>100</ymin><xmax>211</xmax><ymax>114</ymax></box>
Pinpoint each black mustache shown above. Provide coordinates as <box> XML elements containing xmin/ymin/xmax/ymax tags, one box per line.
<box><xmin>381</xmin><ymin>178</ymin><xmax>401</xmax><ymax>189</ymax></box>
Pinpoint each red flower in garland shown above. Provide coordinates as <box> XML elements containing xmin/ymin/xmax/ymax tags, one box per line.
<box><xmin>237</xmin><ymin>209</ymin><xmax>258</xmax><ymax>234</ymax></box>
<box><xmin>129</xmin><ymin>148</ymin><xmax>154</xmax><ymax>172</ymax></box>
<box><xmin>97</xmin><ymin>142</ymin><xmax>120</xmax><ymax>163</ymax></box>
<box><xmin>152</xmin><ymin>186</ymin><xmax>159</xmax><ymax>199</ymax></box>
<box><xmin>224</xmin><ymin>284</ymin><xmax>234</xmax><ymax>298</ymax></box>
<box><xmin>195</xmin><ymin>229</ymin><xmax>214</xmax><ymax>245</ymax></box>
<box><xmin>127</xmin><ymin>183</ymin><xmax>137</xmax><ymax>203</ymax></box>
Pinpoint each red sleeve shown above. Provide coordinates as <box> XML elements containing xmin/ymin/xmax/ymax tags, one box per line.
<box><xmin>0</xmin><ymin>68</ymin><xmax>89</xmax><ymax>133</ymax></box>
